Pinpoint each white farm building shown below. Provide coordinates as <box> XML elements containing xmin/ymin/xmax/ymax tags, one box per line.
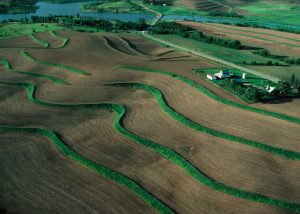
<box><xmin>207</xmin><ymin>69</ymin><xmax>233</xmax><ymax>81</ymax></box>
<box><xmin>207</xmin><ymin>74</ymin><xmax>216</xmax><ymax>80</ymax></box>
<box><xmin>214</xmin><ymin>70</ymin><xmax>233</xmax><ymax>79</ymax></box>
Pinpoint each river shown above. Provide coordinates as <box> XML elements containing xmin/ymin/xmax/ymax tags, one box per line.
<box><xmin>1</xmin><ymin>1</ymin><xmax>300</xmax><ymax>32</ymax></box>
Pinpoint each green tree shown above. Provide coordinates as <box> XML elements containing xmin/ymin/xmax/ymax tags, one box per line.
<box><xmin>290</xmin><ymin>73</ymin><xmax>295</xmax><ymax>85</ymax></box>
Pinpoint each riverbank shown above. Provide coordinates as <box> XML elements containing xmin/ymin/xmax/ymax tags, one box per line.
<box><xmin>0</xmin><ymin>0</ymin><xmax>38</xmax><ymax>14</ymax></box>
<box><xmin>81</xmin><ymin>1</ymin><xmax>146</xmax><ymax>14</ymax></box>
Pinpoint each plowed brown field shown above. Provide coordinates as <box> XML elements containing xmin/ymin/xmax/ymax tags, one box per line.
<box><xmin>179</xmin><ymin>21</ymin><xmax>300</xmax><ymax>57</ymax></box>
<box><xmin>0</xmin><ymin>29</ymin><xmax>299</xmax><ymax>213</ymax></box>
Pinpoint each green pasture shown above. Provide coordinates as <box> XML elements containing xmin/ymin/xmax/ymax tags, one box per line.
<box><xmin>152</xmin><ymin>34</ymin><xmax>280</xmax><ymax>64</ymax></box>
<box><xmin>245</xmin><ymin>65</ymin><xmax>300</xmax><ymax>81</ymax></box>
<box><xmin>138</xmin><ymin>1</ymin><xmax>207</xmax><ymax>16</ymax></box>
<box><xmin>0</xmin><ymin>23</ymin><xmax>63</xmax><ymax>39</ymax></box>
<box><xmin>81</xmin><ymin>1</ymin><xmax>145</xmax><ymax>13</ymax></box>
<box><xmin>198</xmin><ymin>68</ymin><xmax>268</xmax><ymax>86</ymax></box>
<box><xmin>238</xmin><ymin>2</ymin><xmax>300</xmax><ymax>25</ymax></box>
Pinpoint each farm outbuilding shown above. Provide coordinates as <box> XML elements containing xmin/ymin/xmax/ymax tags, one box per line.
<box><xmin>214</xmin><ymin>70</ymin><xmax>233</xmax><ymax>79</ymax></box>
<box><xmin>207</xmin><ymin>74</ymin><xmax>216</xmax><ymax>80</ymax></box>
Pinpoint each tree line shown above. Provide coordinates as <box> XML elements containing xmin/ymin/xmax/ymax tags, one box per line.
<box><xmin>253</xmin><ymin>49</ymin><xmax>300</xmax><ymax>65</ymax></box>
<box><xmin>0</xmin><ymin>0</ymin><xmax>38</xmax><ymax>13</ymax></box>
<box><xmin>150</xmin><ymin>21</ymin><xmax>242</xmax><ymax>49</ymax></box>
<box><xmin>222</xmin><ymin>22</ymin><xmax>300</xmax><ymax>34</ymax></box>
<box><xmin>1</xmin><ymin>15</ymin><xmax>148</xmax><ymax>31</ymax></box>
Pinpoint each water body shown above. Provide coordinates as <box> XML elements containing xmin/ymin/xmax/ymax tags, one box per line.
<box><xmin>163</xmin><ymin>15</ymin><xmax>300</xmax><ymax>31</ymax></box>
<box><xmin>0</xmin><ymin>2</ymin><xmax>154</xmax><ymax>22</ymax></box>
<box><xmin>0</xmin><ymin>1</ymin><xmax>299</xmax><ymax>32</ymax></box>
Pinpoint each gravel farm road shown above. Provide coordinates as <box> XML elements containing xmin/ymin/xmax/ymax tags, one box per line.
<box><xmin>140</xmin><ymin>4</ymin><xmax>280</xmax><ymax>82</ymax></box>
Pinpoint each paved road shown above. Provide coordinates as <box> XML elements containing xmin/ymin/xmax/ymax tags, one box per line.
<box><xmin>140</xmin><ymin>4</ymin><xmax>280</xmax><ymax>82</ymax></box>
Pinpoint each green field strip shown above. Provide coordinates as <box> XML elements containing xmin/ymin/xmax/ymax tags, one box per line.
<box><xmin>20</xmin><ymin>51</ymin><xmax>91</xmax><ymax>75</ymax></box>
<box><xmin>120</xmin><ymin>66</ymin><xmax>300</xmax><ymax>124</ymax></box>
<box><xmin>0</xmin><ymin>126</ymin><xmax>173</xmax><ymax>214</ymax></box>
<box><xmin>30</xmin><ymin>33</ymin><xmax>49</xmax><ymax>48</ymax></box>
<box><xmin>1</xmin><ymin>81</ymin><xmax>299</xmax><ymax>213</ymax></box>
<box><xmin>49</xmin><ymin>30</ymin><xmax>69</xmax><ymax>48</ymax></box>
<box><xmin>108</xmin><ymin>82</ymin><xmax>300</xmax><ymax>161</ymax></box>
<box><xmin>206</xmin><ymin>24</ymin><xmax>300</xmax><ymax>43</ymax></box>
<box><xmin>0</xmin><ymin>59</ymin><xmax>68</xmax><ymax>85</ymax></box>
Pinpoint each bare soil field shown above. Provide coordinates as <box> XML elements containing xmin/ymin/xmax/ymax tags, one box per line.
<box><xmin>0</xmin><ymin>35</ymin><xmax>41</xmax><ymax>49</ymax></box>
<box><xmin>179</xmin><ymin>21</ymin><xmax>300</xmax><ymax>57</ymax></box>
<box><xmin>175</xmin><ymin>0</ymin><xmax>230</xmax><ymax>12</ymax></box>
<box><xmin>0</xmin><ymin>29</ymin><xmax>299</xmax><ymax>213</ymax></box>
<box><xmin>0</xmin><ymin>132</ymin><xmax>152</xmax><ymax>214</ymax></box>
<box><xmin>34</xmin><ymin>31</ymin><xmax>63</xmax><ymax>48</ymax></box>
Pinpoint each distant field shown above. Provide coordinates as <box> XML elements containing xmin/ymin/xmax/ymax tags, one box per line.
<box><xmin>245</xmin><ymin>65</ymin><xmax>300</xmax><ymax>81</ymax></box>
<box><xmin>179</xmin><ymin>21</ymin><xmax>300</xmax><ymax>57</ymax></box>
<box><xmin>238</xmin><ymin>2</ymin><xmax>300</xmax><ymax>25</ymax></box>
<box><xmin>151</xmin><ymin>34</ymin><xmax>280</xmax><ymax>64</ymax></box>
<box><xmin>0</xmin><ymin>23</ymin><xmax>63</xmax><ymax>39</ymax></box>
<box><xmin>174</xmin><ymin>0</ymin><xmax>230</xmax><ymax>12</ymax></box>
<box><xmin>0</xmin><ymin>25</ymin><xmax>300</xmax><ymax>213</ymax></box>
<box><xmin>82</xmin><ymin>1</ymin><xmax>145</xmax><ymax>13</ymax></box>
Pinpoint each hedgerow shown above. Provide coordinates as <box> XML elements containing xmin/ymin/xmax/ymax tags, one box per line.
<box><xmin>20</xmin><ymin>51</ymin><xmax>91</xmax><ymax>75</ymax></box>
<box><xmin>0</xmin><ymin>125</ymin><xmax>173</xmax><ymax>214</ymax></box>
<box><xmin>109</xmin><ymin>82</ymin><xmax>300</xmax><ymax>161</ymax></box>
<box><xmin>49</xmin><ymin>30</ymin><xmax>69</xmax><ymax>48</ymax></box>
<box><xmin>1</xmin><ymin>81</ymin><xmax>300</xmax><ymax>213</ymax></box>
<box><xmin>0</xmin><ymin>59</ymin><xmax>68</xmax><ymax>85</ymax></box>
<box><xmin>30</xmin><ymin>33</ymin><xmax>49</xmax><ymax>48</ymax></box>
<box><xmin>120</xmin><ymin>65</ymin><xmax>300</xmax><ymax>124</ymax></box>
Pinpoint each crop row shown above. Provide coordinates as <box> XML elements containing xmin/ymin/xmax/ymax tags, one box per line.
<box><xmin>0</xmin><ymin>58</ymin><xmax>68</xmax><ymax>85</ymax></box>
<box><xmin>109</xmin><ymin>82</ymin><xmax>300</xmax><ymax>161</ymax></box>
<box><xmin>1</xmin><ymin>81</ymin><xmax>299</xmax><ymax>213</ymax></box>
<box><xmin>120</xmin><ymin>65</ymin><xmax>300</xmax><ymax>124</ymax></box>
<box><xmin>30</xmin><ymin>33</ymin><xmax>49</xmax><ymax>48</ymax></box>
<box><xmin>0</xmin><ymin>125</ymin><xmax>173</xmax><ymax>214</ymax></box>
<box><xmin>49</xmin><ymin>30</ymin><xmax>69</xmax><ymax>48</ymax></box>
<box><xmin>20</xmin><ymin>50</ymin><xmax>90</xmax><ymax>75</ymax></box>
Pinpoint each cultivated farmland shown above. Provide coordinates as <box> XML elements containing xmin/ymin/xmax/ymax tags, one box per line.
<box><xmin>0</xmin><ymin>28</ymin><xmax>300</xmax><ymax>213</ymax></box>
<box><xmin>179</xmin><ymin>22</ymin><xmax>300</xmax><ymax>57</ymax></box>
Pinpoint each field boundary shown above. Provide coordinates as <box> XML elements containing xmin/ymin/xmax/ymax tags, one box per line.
<box><xmin>49</xmin><ymin>30</ymin><xmax>69</xmax><ymax>48</ymax></box>
<box><xmin>1</xmin><ymin>81</ymin><xmax>300</xmax><ymax>213</ymax></box>
<box><xmin>108</xmin><ymin>82</ymin><xmax>300</xmax><ymax>161</ymax></box>
<box><xmin>216</xmin><ymin>30</ymin><xmax>300</xmax><ymax>48</ymax></box>
<box><xmin>141</xmin><ymin>32</ymin><xmax>281</xmax><ymax>82</ymax></box>
<box><xmin>30</xmin><ymin>33</ymin><xmax>49</xmax><ymax>48</ymax></box>
<box><xmin>120</xmin><ymin>66</ymin><xmax>300</xmax><ymax>124</ymax></box>
<box><xmin>20</xmin><ymin>50</ymin><xmax>91</xmax><ymax>75</ymax></box>
<box><xmin>206</xmin><ymin>23</ymin><xmax>300</xmax><ymax>43</ymax></box>
<box><xmin>0</xmin><ymin>126</ymin><xmax>173</xmax><ymax>214</ymax></box>
<box><xmin>0</xmin><ymin>58</ymin><xmax>68</xmax><ymax>85</ymax></box>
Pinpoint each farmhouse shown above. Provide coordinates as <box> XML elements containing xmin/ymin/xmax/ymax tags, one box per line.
<box><xmin>266</xmin><ymin>85</ymin><xmax>276</xmax><ymax>93</ymax></box>
<box><xmin>207</xmin><ymin>74</ymin><xmax>216</xmax><ymax>80</ymax></box>
<box><xmin>214</xmin><ymin>69</ymin><xmax>233</xmax><ymax>79</ymax></box>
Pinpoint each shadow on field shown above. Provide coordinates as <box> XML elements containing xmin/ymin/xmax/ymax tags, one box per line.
<box><xmin>261</xmin><ymin>96</ymin><xmax>300</xmax><ymax>104</ymax></box>
<box><xmin>0</xmin><ymin>208</ymin><xmax>7</xmax><ymax>214</ymax></box>
<box><xmin>241</xmin><ymin>45</ymin><xmax>263</xmax><ymax>50</ymax></box>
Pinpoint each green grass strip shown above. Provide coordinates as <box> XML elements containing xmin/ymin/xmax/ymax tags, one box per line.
<box><xmin>30</xmin><ymin>33</ymin><xmax>49</xmax><ymax>48</ymax></box>
<box><xmin>120</xmin><ymin>65</ymin><xmax>300</xmax><ymax>124</ymax></box>
<box><xmin>0</xmin><ymin>58</ymin><xmax>68</xmax><ymax>85</ymax></box>
<box><xmin>20</xmin><ymin>50</ymin><xmax>91</xmax><ymax>75</ymax></box>
<box><xmin>49</xmin><ymin>30</ymin><xmax>69</xmax><ymax>48</ymax></box>
<box><xmin>1</xmin><ymin>80</ymin><xmax>300</xmax><ymax>213</ymax></box>
<box><xmin>108</xmin><ymin>82</ymin><xmax>300</xmax><ymax>161</ymax></box>
<box><xmin>0</xmin><ymin>125</ymin><xmax>173</xmax><ymax>214</ymax></box>
<box><xmin>206</xmin><ymin>24</ymin><xmax>300</xmax><ymax>43</ymax></box>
